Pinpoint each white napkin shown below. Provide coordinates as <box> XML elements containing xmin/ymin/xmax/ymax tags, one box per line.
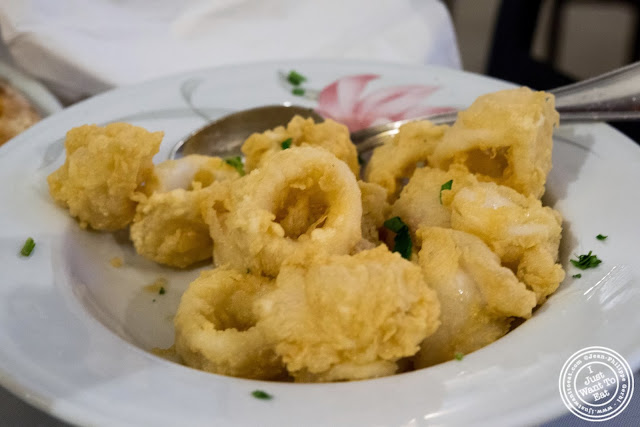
<box><xmin>0</xmin><ymin>0</ymin><xmax>460</xmax><ymax>103</ymax></box>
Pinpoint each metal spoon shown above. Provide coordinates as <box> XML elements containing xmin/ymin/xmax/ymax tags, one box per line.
<box><xmin>170</xmin><ymin>61</ymin><xmax>640</xmax><ymax>159</ymax></box>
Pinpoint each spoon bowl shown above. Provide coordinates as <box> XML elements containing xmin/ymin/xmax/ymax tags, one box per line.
<box><xmin>170</xmin><ymin>104</ymin><xmax>323</xmax><ymax>159</ymax></box>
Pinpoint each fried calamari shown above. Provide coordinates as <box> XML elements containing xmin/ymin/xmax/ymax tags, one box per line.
<box><xmin>449</xmin><ymin>182</ymin><xmax>564</xmax><ymax>303</ymax></box>
<box><xmin>242</xmin><ymin>115</ymin><xmax>359</xmax><ymax>176</ymax></box>
<box><xmin>47</xmin><ymin>123</ymin><xmax>162</xmax><ymax>230</ymax></box>
<box><xmin>365</xmin><ymin>120</ymin><xmax>448</xmax><ymax>200</ymax></box>
<box><xmin>174</xmin><ymin>266</ymin><xmax>284</xmax><ymax>379</ymax></box>
<box><xmin>205</xmin><ymin>146</ymin><xmax>362</xmax><ymax>277</ymax></box>
<box><xmin>130</xmin><ymin>155</ymin><xmax>240</xmax><ymax>268</ymax></box>
<box><xmin>429</xmin><ymin>87</ymin><xmax>559</xmax><ymax>198</ymax></box>
<box><xmin>390</xmin><ymin>165</ymin><xmax>477</xmax><ymax>238</ymax></box>
<box><xmin>255</xmin><ymin>246</ymin><xmax>440</xmax><ymax>382</ymax></box>
<box><xmin>414</xmin><ymin>227</ymin><xmax>537</xmax><ymax>368</ymax></box>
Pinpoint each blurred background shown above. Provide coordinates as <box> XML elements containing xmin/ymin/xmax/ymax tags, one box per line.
<box><xmin>453</xmin><ymin>0</ymin><xmax>637</xmax><ymax>80</ymax></box>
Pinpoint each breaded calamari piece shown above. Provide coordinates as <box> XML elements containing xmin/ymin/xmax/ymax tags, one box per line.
<box><xmin>358</xmin><ymin>181</ymin><xmax>390</xmax><ymax>245</ymax></box>
<box><xmin>205</xmin><ymin>147</ymin><xmax>362</xmax><ymax>277</ymax></box>
<box><xmin>429</xmin><ymin>87</ymin><xmax>559</xmax><ymax>198</ymax></box>
<box><xmin>130</xmin><ymin>155</ymin><xmax>240</xmax><ymax>268</ymax></box>
<box><xmin>390</xmin><ymin>165</ymin><xmax>477</xmax><ymax>238</ymax></box>
<box><xmin>255</xmin><ymin>246</ymin><xmax>440</xmax><ymax>382</ymax></box>
<box><xmin>365</xmin><ymin>120</ymin><xmax>448</xmax><ymax>200</ymax></box>
<box><xmin>449</xmin><ymin>182</ymin><xmax>565</xmax><ymax>303</ymax></box>
<box><xmin>174</xmin><ymin>266</ymin><xmax>285</xmax><ymax>380</ymax></box>
<box><xmin>47</xmin><ymin>123</ymin><xmax>162</xmax><ymax>230</ymax></box>
<box><xmin>414</xmin><ymin>227</ymin><xmax>537</xmax><ymax>368</ymax></box>
<box><xmin>145</xmin><ymin>154</ymin><xmax>240</xmax><ymax>194</ymax></box>
<box><xmin>242</xmin><ymin>115</ymin><xmax>359</xmax><ymax>176</ymax></box>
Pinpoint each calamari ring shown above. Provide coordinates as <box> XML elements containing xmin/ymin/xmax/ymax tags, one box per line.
<box><xmin>174</xmin><ymin>266</ymin><xmax>285</xmax><ymax>380</ymax></box>
<box><xmin>254</xmin><ymin>246</ymin><xmax>441</xmax><ymax>382</ymax></box>
<box><xmin>130</xmin><ymin>155</ymin><xmax>240</xmax><ymax>268</ymax></box>
<box><xmin>207</xmin><ymin>146</ymin><xmax>362</xmax><ymax>276</ymax></box>
<box><xmin>365</xmin><ymin>120</ymin><xmax>448</xmax><ymax>201</ymax></box>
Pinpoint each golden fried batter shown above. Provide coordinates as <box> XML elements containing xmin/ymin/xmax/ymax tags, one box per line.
<box><xmin>429</xmin><ymin>87</ymin><xmax>559</xmax><ymax>198</ymax></box>
<box><xmin>390</xmin><ymin>165</ymin><xmax>477</xmax><ymax>238</ymax></box>
<box><xmin>414</xmin><ymin>227</ymin><xmax>537</xmax><ymax>368</ymax></box>
<box><xmin>255</xmin><ymin>246</ymin><xmax>440</xmax><ymax>382</ymax></box>
<box><xmin>365</xmin><ymin>120</ymin><xmax>448</xmax><ymax>201</ymax></box>
<box><xmin>358</xmin><ymin>181</ymin><xmax>390</xmax><ymax>245</ymax></box>
<box><xmin>174</xmin><ymin>266</ymin><xmax>285</xmax><ymax>380</ymax></box>
<box><xmin>449</xmin><ymin>182</ymin><xmax>565</xmax><ymax>302</ymax></box>
<box><xmin>47</xmin><ymin>123</ymin><xmax>162</xmax><ymax>230</ymax></box>
<box><xmin>130</xmin><ymin>155</ymin><xmax>240</xmax><ymax>268</ymax></box>
<box><xmin>145</xmin><ymin>154</ymin><xmax>239</xmax><ymax>194</ymax></box>
<box><xmin>242</xmin><ymin>115</ymin><xmax>359</xmax><ymax>175</ymax></box>
<box><xmin>205</xmin><ymin>147</ymin><xmax>362</xmax><ymax>277</ymax></box>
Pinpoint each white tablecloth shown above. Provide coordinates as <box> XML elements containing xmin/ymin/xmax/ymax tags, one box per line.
<box><xmin>0</xmin><ymin>0</ymin><xmax>461</xmax><ymax>103</ymax></box>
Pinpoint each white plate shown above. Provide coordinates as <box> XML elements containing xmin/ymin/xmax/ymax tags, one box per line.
<box><xmin>0</xmin><ymin>61</ymin><xmax>63</xmax><ymax>116</ymax></box>
<box><xmin>1</xmin><ymin>60</ymin><xmax>639</xmax><ymax>426</ymax></box>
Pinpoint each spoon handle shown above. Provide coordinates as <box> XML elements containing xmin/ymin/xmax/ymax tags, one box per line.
<box><xmin>351</xmin><ymin>61</ymin><xmax>640</xmax><ymax>146</ymax></box>
<box><xmin>551</xmin><ymin>61</ymin><xmax>640</xmax><ymax>121</ymax></box>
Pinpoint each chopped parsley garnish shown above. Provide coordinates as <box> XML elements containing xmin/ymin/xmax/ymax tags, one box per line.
<box><xmin>292</xmin><ymin>87</ymin><xmax>305</xmax><ymax>96</ymax></box>
<box><xmin>440</xmin><ymin>179</ymin><xmax>453</xmax><ymax>204</ymax></box>
<box><xmin>572</xmin><ymin>274</ymin><xmax>582</xmax><ymax>279</ymax></box>
<box><xmin>251</xmin><ymin>390</ymin><xmax>273</xmax><ymax>400</ymax></box>
<box><xmin>357</xmin><ymin>154</ymin><xmax>365</xmax><ymax>166</ymax></box>
<box><xmin>383</xmin><ymin>216</ymin><xmax>412</xmax><ymax>260</ymax></box>
<box><xmin>570</xmin><ymin>251</ymin><xmax>602</xmax><ymax>270</ymax></box>
<box><xmin>596</xmin><ymin>234</ymin><xmax>608</xmax><ymax>241</ymax></box>
<box><xmin>158</xmin><ymin>287</ymin><xmax>166</xmax><ymax>295</ymax></box>
<box><xmin>287</xmin><ymin>70</ymin><xmax>307</xmax><ymax>86</ymax></box>
<box><xmin>225</xmin><ymin>156</ymin><xmax>245</xmax><ymax>176</ymax></box>
<box><xmin>280</xmin><ymin>138</ymin><xmax>292</xmax><ymax>150</ymax></box>
<box><xmin>20</xmin><ymin>237</ymin><xmax>35</xmax><ymax>257</ymax></box>
<box><xmin>454</xmin><ymin>352</ymin><xmax>464</xmax><ymax>361</ymax></box>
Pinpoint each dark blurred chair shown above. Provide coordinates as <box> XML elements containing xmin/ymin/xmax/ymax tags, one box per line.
<box><xmin>485</xmin><ymin>0</ymin><xmax>640</xmax><ymax>141</ymax></box>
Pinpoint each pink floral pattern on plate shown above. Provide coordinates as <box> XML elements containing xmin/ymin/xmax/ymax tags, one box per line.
<box><xmin>313</xmin><ymin>74</ymin><xmax>454</xmax><ymax>132</ymax></box>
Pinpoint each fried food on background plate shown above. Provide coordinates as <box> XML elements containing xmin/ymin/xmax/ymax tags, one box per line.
<box><xmin>47</xmin><ymin>123</ymin><xmax>162</xmax><ymax>230</ymax></box>
<box><xmin>0</xmin><ymin>79</ymin><xmax>41</xmax><ymax>146</ymax></box>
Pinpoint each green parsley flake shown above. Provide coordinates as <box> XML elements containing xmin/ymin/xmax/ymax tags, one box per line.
<box><xmin>357</xmin><ymin>154</ymin><xmax>365</xmax><ymax>166</ymax></box>
<box><xmin>280</xmin><ymin>138</ymin><xmax>292</xmax><ymax>150</ymax></box>
<box><xmin>20</xmin><ymin>237</ymin><xmax>35</xmax><ymax>257</ymax></box>
<box><xmin>454</xmin><ymin>352</ymin><xmax>464</xmax><ymax>361</ymax></box>
<box><xmin>439</xmin><ymin>179</ymin><xmax>453</xmax><ymax>204</ymax></box>
<box><xmin>287</xmin><ymin>70</ymin><xmax>307</xmax><ymax>86</ymax></box>
<box><xmin>572</xmin><ymin>274</ymin><xmax>582</xmax><ymax>279</ymax></box>
<box><xmin>225</xmin><ymin>156</ymin><xmax>245</xmax><ymax>176</ymax></box>
<box><xmin>292</xmin><ymin>87</ymin><xmax>305</xmax><ymax>96</ymax></box>
<box><xmin>251</xmin><ymin>390</ymin><xmax>273</xmax><ymax>400</ymax></box>
<box><xmin>570</xmin><ymin>251</ymin><xmax>602</xmax><ymax>270</ymax></box>
<box><xmin>383</xmin><ymin>216</ymin><xmax>412</xmax><ymax>260</ymax></box>
<box><xmin>158</xmin><ymin>287</ymin><xmax>166</xmax><ymax>295</ymax></box>
<box><xmin>596</xmin><ymin>234</ymin><xmax>608</xmax><ymax>241</ymax></box>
